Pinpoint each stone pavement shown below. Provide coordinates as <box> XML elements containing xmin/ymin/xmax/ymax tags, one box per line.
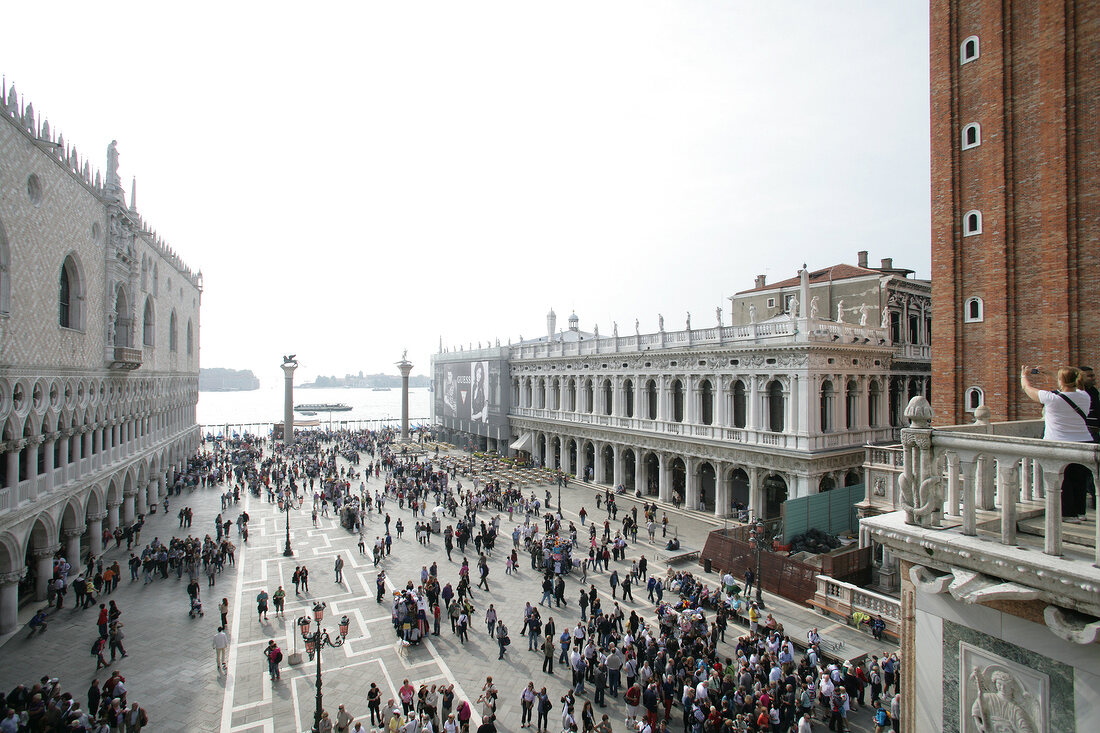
<box><xmin>0</xmin><ymin>447</ymin><xmax>898</xmax><ymax>732</ymax></box>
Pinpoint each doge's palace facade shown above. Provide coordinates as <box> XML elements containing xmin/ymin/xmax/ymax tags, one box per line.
<box><xmin>0</xmin><ymin>82</ymin><xmax>201</xmax><ymax>632</ymax></box>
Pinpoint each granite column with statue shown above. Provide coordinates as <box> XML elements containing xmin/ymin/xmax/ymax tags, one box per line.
<box><xmin>282</xmin><ymin>357</ymin><xmax>299</xmax><ymax>447</ymax></box>
<box><xmin>397</xmin><ymin>353</ymin><xmax>413</xmax><ymax>441</ymax></box>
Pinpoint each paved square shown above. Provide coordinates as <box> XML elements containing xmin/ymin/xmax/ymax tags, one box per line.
<box><xmin>0</xmin><ymin>447</ymin><xmax>893</xmax><ymax>732</ymax></box>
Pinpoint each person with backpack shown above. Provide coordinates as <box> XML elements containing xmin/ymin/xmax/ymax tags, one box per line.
<box><xmin>91</xmin><ymin>636</ymin><xmax>109</xmax><ymax>670</ymax></box>
<box><xmin>872</xmin><ymin>700</ymin><xmax>891</xmax><ymax>733</ymax></box>
<box><xmin>256</xmin><ymin>589</ymin><xmax>269</xmax><ymax>621</ymax></box>
<box><xmin>264</xmin><ymin>639</ymin><xmax>282</xmax><ymax>680</ymax></box>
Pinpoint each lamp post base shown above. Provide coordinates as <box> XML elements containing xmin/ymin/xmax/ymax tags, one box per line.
<box><xmin>283</xmin><ymin>541</ymin><xmax>294</xmax><ymax>557</ymax></box>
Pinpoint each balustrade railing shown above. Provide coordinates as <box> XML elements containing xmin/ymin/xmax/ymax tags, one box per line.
<box><xmin>812</xmin><ymin>574</ymin><xmax>901</xmax><ymax>635</ymax></box>
<box><xmin>898</xmin><ymin>405</ymin><xmax>1100</xmax><ymax>565</ymax></box>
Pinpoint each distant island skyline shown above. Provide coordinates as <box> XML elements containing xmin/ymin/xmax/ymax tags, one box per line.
<box><xmin>199</xmin><ymin>368</ymin><xmax>261</xmax><ymax>392</ymax></box>
<box><xmin>299</xmin><ymin>371</ymin><xmax>431</xmax><ymax>389</ymax></box>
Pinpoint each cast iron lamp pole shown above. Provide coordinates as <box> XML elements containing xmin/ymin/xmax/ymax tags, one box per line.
<box><xmin>279</xmin><ymin>490</ymin><xmax>296</xmax><ymax>557</ymax></box>
<box><xmin>299</xmin><ymin>603</ymin><xmax>349</xmax><ymax>733</ymax></box>
<box><xmin>747</xmin><ymin>519</ymin><xmax>776</xmax><ymax>608</ymax></box>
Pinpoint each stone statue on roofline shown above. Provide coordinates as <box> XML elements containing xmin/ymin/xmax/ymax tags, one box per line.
<box><xmin>836</xmin><ymin>300</ymin><xmax>845</xmax><ymax>323</ymax></box>
<box><xmin>809</xmin><ymin>296</ymin><xmax>819</xmax><ymax>320</ymax></box>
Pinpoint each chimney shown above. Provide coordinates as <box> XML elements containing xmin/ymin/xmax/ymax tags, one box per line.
<box><xmin>857</xmin><ymin>250</ymin><xmax>868</xmax><ymax>268</ymax></box>
<box><xmin>547</xmin><ymin>309</ymin><xmax>557</xmax><ymax>339</ymax></box>
<box><xmin>880</xmin><ymin>258</ymin><xmax>893</xmax><ymax>270</ymax></box>
<box><xmin>755</xmin><ymin>275</ymin><xmax>766</xmax><ymax>289</ymax></box>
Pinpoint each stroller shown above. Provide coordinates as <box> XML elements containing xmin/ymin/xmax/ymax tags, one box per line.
<box><xmin>189</xmin><ymin>596</ymin><xmax>204</xmax><ymax>618</ymax></box>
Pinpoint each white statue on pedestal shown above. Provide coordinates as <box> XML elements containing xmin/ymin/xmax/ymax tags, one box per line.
<box><xmin>716</xmin><ymin>306</ymin><xmax>722</xmax><ymax>326</ymax></box>
<box><xmin>859</xmin><ymin>303</ymin><xmax>871</xmax><ymax>326</ymax></box>
<box><xmin>881</xmin><ymin>306</ymin><xmax>890</xmax><ymax>329</ymax></box>
<box><xmin>836</xmin><ymin>300</ymin><xmax>845</xmax><ymax>323</ymax></box>
<box><xmin>809</xmin><ymin>296</ymin><xmax>819</xmax><ymax>320</ymax></box>
<box><xmin>748</xmin><ymin>304</ymin><xmax>757</xmax><ymax>324</ymax></box>
<box><xmin>789</xmin><ymin>295</ymin><xmax>799</xmax><ymax>319</ymax></box>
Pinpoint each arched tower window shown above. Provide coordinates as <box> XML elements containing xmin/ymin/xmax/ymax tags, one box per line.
<box><xmin>960</xmin><ymin>35</ymin><xmax>980</xmax><ymax>64</ymax></box>
<box><xmin>0</xmin><ymin>217</ymin><xmax>10</xmax><ymax>316</ymax></box>
<box><xmin>962</xmin><ymin>122</ymin><xmax>981</xmax><ymax>150</ymax></box>
<box><xmin>732</xmin><ymin>380</ymin><xmax>747</xmax><ymax>428</ymax></box>
<box><xmin>965</xmin><ymin>387</ymin><xmax>984</xmax><ymax>412</ymax></box>
<box><xmin>767</xmin><ymin>380</ymin><xmax>784</xmax><ymax>432</ymax></box>
<box><xmin>963</xmin><ymin>210</ymin><xmax>982</xmax><ymax>236</ymax></box>
<box><xmin>964</xmin><ymin>297</ymin><xmax>984</xmax><ymax>323</ymax></box>
<box><xmin>186</xmin><ymin>319</ymin><xmax>194</xmax><ymax>355</ymax></box>
<box><xmin>169</xmin><ymin>310</ymin><xmax>178</xmax><ymax>352</ymax></box>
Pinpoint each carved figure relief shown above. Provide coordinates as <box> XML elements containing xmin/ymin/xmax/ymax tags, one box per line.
<box><xmin>960</xmin><ymin>644</ymin><xmax>1047</xmax><ymax>733</ymax></box>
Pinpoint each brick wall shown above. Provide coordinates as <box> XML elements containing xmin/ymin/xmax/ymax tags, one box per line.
<box><xmin>930</xmin><ymin>0</ymin><xmax>1099</xmax><ymax>425</ymax></box>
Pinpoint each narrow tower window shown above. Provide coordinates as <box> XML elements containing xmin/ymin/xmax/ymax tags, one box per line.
<box><xmin>961</xmin><ymin>36</ymin><xmax>979</xmax><ymax>64</ymax></box>
<box><xmin>962</xmin><ymin>123</ymin><xmax>981</xmax><ymax>150</ymax></box>
<box><xmin>964</xmin><ymin>297</ymin><xmax>984</xmax><ymax>323</ymax></box>
<box><xmin>963</xmin><ymin>210</ymin><xmax>982</xmax><ymax>236</ymax></box>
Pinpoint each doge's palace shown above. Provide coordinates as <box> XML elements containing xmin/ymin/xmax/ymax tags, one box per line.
<box><xmin>0</xmin><ymin>81</ymin><xmax>201</xmax><ymax>632</ymax></box>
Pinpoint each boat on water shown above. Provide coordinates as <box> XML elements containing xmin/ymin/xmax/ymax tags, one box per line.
<box><xmin>371</xmin><ymin>387</ymin><xmax>390</xmax><ymax>392</ymax></box>
<box><xmin>294</xmin><ymin>403</ymin><xmax>352</xmax><ymax>413</ymax></box>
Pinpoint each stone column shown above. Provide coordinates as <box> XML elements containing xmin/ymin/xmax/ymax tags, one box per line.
<box><xmin>684</xmin><ymin>457</ymin><xmax>698</xmax><ymax>509</ymax></box>
<box><xmin>281</xmin><ymin>358</ymin><xmax>299</xmax><ymax>447</ymax></box>
<box><xmin>134</xmin><ymin>484</ymin><xmax>148</xmax><ymax>515</ymax></box>
<box><xmin>58</xmin><ymin>429</ymin><xmax>71</xmax><ymax>485</ymax></box>
<box><xmin>146</xmin><ymin>481</ymin><xmax>158</xmax><ymax>511</ymax></box>
<box><xmin>611</xmin><ymin>445</ymin><xmax>622</xmax><ymax>488</ymax></box>
<box><xmin>63</xmin><ymin>528</ymin><xmax>83</xmax><ymax>565</ymax></box>
<box><xmin>0</xmin><ymin>571</ymin><xmax>24</xmax><ymax>634</ymax></box>
<box><xmin>397</xmin><ymin>356</ymin><xmax>414</xmax><ymax>441</ymax></box>
<box><xmin>25</xmin><ymin>437</ymin><xmax>41</xmax><ymax>501</ymax></box>
<box><xmin>87</xmin><ymin>512</ymin><xmax>106</xmax><ymax>557</ymax></box>
<box><xmin>714</xmin><ymin>463</ymin><xmax>728</xmax><ymax>518</ymax></box>
<box><xmin>122</xmin><ymin>493</ymin><xmax>136</xmax><ymax>525</ymax></box>
<box><xmin>749</xmin><ymin>468</ymin><xmax>763</xmax><ymax>519</ymax></box>
<box><xmin>898</xmin><ymin>560</ymin><xmax>917</xmax><ymax>733</ymax></box>
<box><xmin>33</xmin><ymin>546</ymin><xmax>58</xmax><ymax>601</ymax></box>
<box><xmin>106</xmin><ymin>501</ymin><xmax>120</xmax><ymax>533</ymax></box>
<box><xmin>657</xmin><ymin>454</ymin><xmax>670</xmax><ymax>503</ymax></box>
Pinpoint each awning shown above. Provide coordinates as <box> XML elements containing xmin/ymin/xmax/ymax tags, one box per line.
<box><xmin>509</xmin><ymin>432</ymin><xmax>533</xmax><ymax>452</ymax></box>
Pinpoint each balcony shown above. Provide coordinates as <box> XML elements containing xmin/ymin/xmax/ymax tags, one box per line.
<box><xmin>109</xmin><ymin>346</ymin><xmax>142</xmax><ymax>370</ymax></box>
<box><xmin>862</xmin><ymin>397</ymin><xmax>1100</xmax><ymax>626</ymax></box>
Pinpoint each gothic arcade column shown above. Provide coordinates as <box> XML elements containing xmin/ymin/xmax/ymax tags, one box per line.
<box><xmin>0</xmin><ymin>571</ymin><xmax>24</xmax><ymax>633</ymax></box>
<box><xmin>87</xmin><ymin>512</ymin><xmax>106</xmax><ymax>557</ymax></box>
<box><xmin>122</xmin><ymin>493</ymin><xmax>136</xmax><ymax>525</ymax></box>
<box><xmin>33</xmin><ymin>545</ymin><xmax>58</xmax><ymax>601</ymax></box>
<box><xmin>135</xmin><ymin>483</ymin><xmax>148</xmax><ymax>515</ymax></box>
<box><xmin>106</xmin><ymin>501</ymin><xmax>120</xmax><ymax>532</ymax></box>
<box><xmin>146</xmin><ymin>481</ymin><xmax>158</xmax><ymax>511</ymax></box>
<box><xmin>64</xmin><ymin>528</ymin><xmax>83</xmax><ymax>565</ymax></box>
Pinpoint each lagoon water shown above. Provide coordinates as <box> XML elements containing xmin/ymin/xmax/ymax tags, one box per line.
<box><xmin>196</xmin><ymin>382</ymin><xmax>431</xmax><ymax>430</ymax></box>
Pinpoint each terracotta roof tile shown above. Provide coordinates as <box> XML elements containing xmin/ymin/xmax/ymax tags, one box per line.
<box><xmin>735</xmin><ymin>263</ymin><xmax>881</xmax><ymax>294</ymax></box>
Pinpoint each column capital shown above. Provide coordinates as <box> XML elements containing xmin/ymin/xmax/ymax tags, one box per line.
<box><xmin>26</xmin><ymin>435</ymin><xmax>44</xmax><ymax>447</ymax></box>
<box><xmin>106</xmin><ymin>500</ymin><xmax>121</xmax><ymax>509</ymax></box>
<box><xmin>32</xmin><ymin>545</ymin><xmax>60</xmax><ymax>560</ymax></box>
<box><xmin>0</xmin><ymin>570</ymin><xmax>26</xmax><ymax>585</ymax></box>
<box><xmin>87</xmin><ymin>511</ymin><xmax>108</xmax><ymax>522</ymax></box>
<box><xmin>63</xmin><ymin>528</ymin><xmax>84</xmax><ymax>539</ymax></box>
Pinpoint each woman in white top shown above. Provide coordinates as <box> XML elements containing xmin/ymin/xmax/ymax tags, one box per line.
<box><xmin>1021</xmin><ymin>365</ymin><xmax>1095</xmax><ymax>521</ymax></box>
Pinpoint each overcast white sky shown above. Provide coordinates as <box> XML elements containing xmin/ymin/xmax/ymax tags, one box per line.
<box><xmin>4</xmin><ymin>1</ymin><xmax>929</xmax><ymax>383</ymax></box>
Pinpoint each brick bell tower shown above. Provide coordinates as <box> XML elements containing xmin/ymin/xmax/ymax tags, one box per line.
<box><xmin>929</xmin><ymin>0</ymin><xmax>1100</xmax><ymax>425</ymax></box>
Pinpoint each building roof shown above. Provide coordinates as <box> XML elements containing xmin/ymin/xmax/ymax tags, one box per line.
<box><xmin>734</xmin><ymin>263</ymin><xmax>882</xmax><ymax>295</ymax></box>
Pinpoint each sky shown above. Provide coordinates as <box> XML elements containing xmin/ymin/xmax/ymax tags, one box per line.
<box><xmin>2</xmin><ymin>1</ymin><xmax>930</xmax><ymax>383</ymax></box>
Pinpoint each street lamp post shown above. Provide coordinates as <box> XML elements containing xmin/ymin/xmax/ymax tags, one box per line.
<box><xmin>747</xmin><ymin>519</ymin><xmax>776</xmax><ymax>608</ymax></box>
<box><xmin>279</xmin><ymin>491</ymin><xmax>297</xmax><ymax>557</ymax></box>
<box><xmin>299</xmin><ymin>603</ymin><xmax>349</xmax><ymax>733</ymax></box>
